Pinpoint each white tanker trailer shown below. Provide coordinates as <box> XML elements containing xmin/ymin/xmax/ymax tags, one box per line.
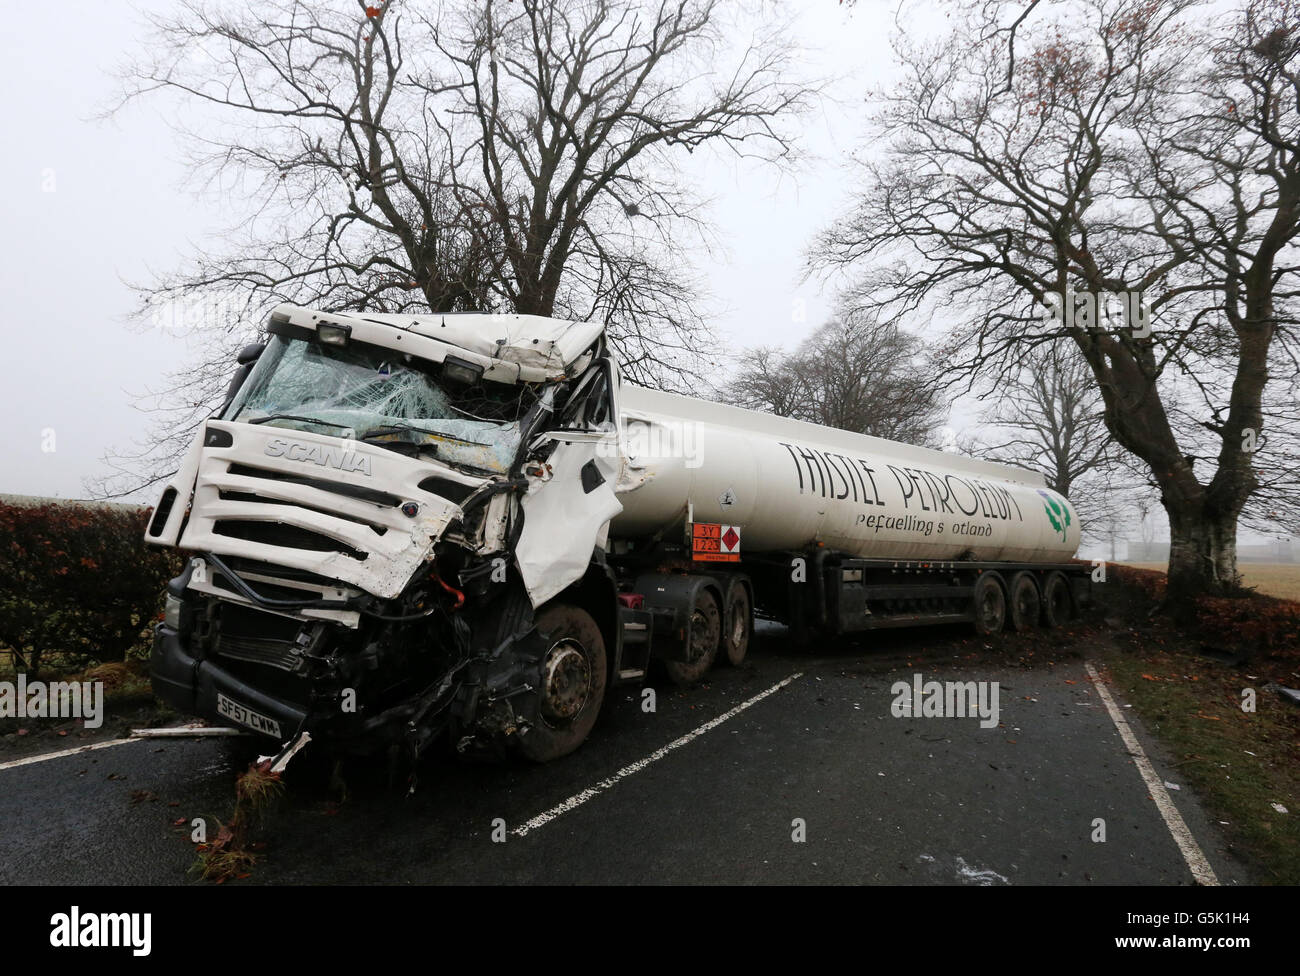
<box><xmin>616</xmin><ymin>385</ymin><xmax>1080</xmax><ymax>563</ymax></box>
<box><xmin>145</xmin><ymin>304</ymin><xmax>1089</xmax><ymax>767</ymax></box>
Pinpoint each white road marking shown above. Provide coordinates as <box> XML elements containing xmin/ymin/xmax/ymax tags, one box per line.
<box><xmin>512</xmin><ymin>671</ymin><xmax>804</xmax><ymax>837</ymax></box>
<box><xmin>0</xmin><ymin>736</ymin><xmax>144</xmax><ymax>771</ymax></box>
<box><xmin>1085</xmin><ymin>661</ymin><xmax>1219</xmax><ymax>886</ymax></box>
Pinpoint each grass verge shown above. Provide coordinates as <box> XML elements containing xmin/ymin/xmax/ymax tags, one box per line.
<box><xmin>1100</xmin><ymin>569</ymin><xmax>1300</xmax><ymax>884</ymax></box>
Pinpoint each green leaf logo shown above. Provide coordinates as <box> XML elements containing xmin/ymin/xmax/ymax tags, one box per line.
<box><xmin>1038</xmin><ymin>490</ymin><xmax>1068</xmax><ymax>541</ymax></box>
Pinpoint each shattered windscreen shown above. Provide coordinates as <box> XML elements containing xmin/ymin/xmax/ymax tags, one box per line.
<box><xmin>225</xmin><ymin>335</ymin><xmax>534</xmax><ymax>474</ymax></box>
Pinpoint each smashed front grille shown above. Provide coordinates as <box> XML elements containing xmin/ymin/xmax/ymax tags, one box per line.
<box><xmin>179</xmin><ymin>424</ymin><xmax>477</xmax><ymax>600</ymax></box>
<box><xmin>227</xmin><ymin>463</ymin><xmax>403</xmax><ymax>507</ymax></box>
<box><xmin>213</xmin><ymin>633</ymin><xmax>305</xmax><ymax>674</ymax></box>
<box><xmin>214</xmin><ymin>603</ymin><xmax>311</xmax><ymax>674</ymax></box>
<box><xmin>212</xmin><ymin>520</ymin><xmax>369</xmax><ymax>561</ymax></box>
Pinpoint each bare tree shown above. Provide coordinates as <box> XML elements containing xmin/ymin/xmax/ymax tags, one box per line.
<box><xmin>963</xmin><ymin>343</ymin><xmax>1117</xmax><ymax>494</ymax></box>
<box><xmin>724</xmin><ymin>345</ymin><xmax>811</xmax><ymax>420</ymax></box>
<box><xmin>723</xmin><ymin>313</ymin><xmax>945</xmax><ymax>445</ymax></box>
<box><xmin>813</xmin><ymin>0</ymin><xmax>1300</xmax><ymax>604</ymax></box>
<box><xmin>98</xmin><ymin>0</ymin><xmax>816</xmax><ymax>496</ymax></box>
<box><xmin>959</xmin><ymin>342</ymin><xmax>1155</xmax><ymax>551</ymax></box>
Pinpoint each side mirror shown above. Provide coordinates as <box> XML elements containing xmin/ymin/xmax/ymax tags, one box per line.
<box><xmin>221</xmin><ymin>343</ymin><xmax>266</xmax><ymax>417</ymax></box>
<box><xmin>237</xmin><ymin>342</ymin><xmax>267</xmax><ymax>366</ymax></box>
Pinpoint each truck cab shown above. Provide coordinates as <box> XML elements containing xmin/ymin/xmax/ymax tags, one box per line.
<box><xmin>147</xmin><ymin>303</ymin><xmax>638</xmax><ymax>765</ymax></box>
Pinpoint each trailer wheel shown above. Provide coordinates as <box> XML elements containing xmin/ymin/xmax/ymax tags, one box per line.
<box><xmin>517</xmin><ymin>604</ymin><xmax>607</xmax><ymax>763</ymax></box>
<box><xmin>1041</xmin><ymin>572</ymin><xmax>1075</xmax><ymax>629</ymax></box>
<box><xmin>665</xmin><ymin>589</ymin><xmax>721</xmax><ymax>685</ymax></box>
<box><xmin>1007</xmin><ymin>572</ymin><xmax>1040</xmax><ymax>632</ymax></box>
<box><xmin>971</xmin><ymin>573</ymin><xmax>1007</xmax><ymax>636</ymax></box>
<box><xmin>721</xmin><ymin>582</ymin><xmax>752</xmax><ymax>667</ymax></box>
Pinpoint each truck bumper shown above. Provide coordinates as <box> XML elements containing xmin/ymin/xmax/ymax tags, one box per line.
<box><xmin>150</xmin><ymin>624</ymin><xmax>307</xmax><ymax>742</ymax></box>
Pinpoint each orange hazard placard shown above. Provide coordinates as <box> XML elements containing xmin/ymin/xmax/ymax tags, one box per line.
<box><xmin>692</xmin><ymin>523</ymin><xmax>740</xmax><ymax>562</ymax></box>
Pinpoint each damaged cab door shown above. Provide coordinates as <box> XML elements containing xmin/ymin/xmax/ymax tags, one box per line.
<box><xmin>515</xmin><ymin>358</ymin><xmax>624</xmax><ymax>607</ymax></box>
<box><xmin>507</xmin><ymin>358</ymin><xmax>624</xmax><ymax>761</ymax></box>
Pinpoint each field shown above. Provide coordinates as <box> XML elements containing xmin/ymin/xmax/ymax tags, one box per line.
<box><xmin>1123</xmin><ymin>561</ymin><xmax>1300</xmax><ymax>601</ymax></box>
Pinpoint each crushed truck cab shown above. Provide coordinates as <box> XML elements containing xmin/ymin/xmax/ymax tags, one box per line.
<box><xmin>147</xmin><ymin>303</ymin><xmax>1089</xmax><ymax>768</ymax></box>
<box><xmin>147</xmin><ymin>303</ymin><xmax>629</xmax><ymax>764</ymax></box>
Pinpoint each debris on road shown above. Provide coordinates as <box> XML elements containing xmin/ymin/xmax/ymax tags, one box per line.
<box><xmin>130</xmin><ymin>725</ymin><xmax>244</xmax><ymax>738</ymax></box>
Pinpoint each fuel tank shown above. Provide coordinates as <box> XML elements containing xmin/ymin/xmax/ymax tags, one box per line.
<box><xmin>612</xmin><ymin>386</ymin><xmax>1081</xmax><ymax>563</ymax></box>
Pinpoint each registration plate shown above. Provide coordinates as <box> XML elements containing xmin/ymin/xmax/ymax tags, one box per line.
<box><xmin>216</xmin><ymin>693</ymin><xmax>282</xmax><ymax>738</ymax></box>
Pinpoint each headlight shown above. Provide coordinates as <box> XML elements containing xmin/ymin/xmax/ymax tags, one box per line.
<box><xmin>164</xmin><ymin>593</ymin><xmax>184</xmax><ymax>630</ymax></box>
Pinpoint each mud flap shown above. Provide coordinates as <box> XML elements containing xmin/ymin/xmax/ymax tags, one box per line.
<box><xmin>515</xmin><ymin>439</ymin><xmax>623</xmax><ymax>607</ymax></box>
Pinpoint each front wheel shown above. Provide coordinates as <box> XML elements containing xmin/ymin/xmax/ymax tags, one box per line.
<box><xmin>517</xmin><ymin>604</ymin><xmax>607</xmax><ymax>763</ymax></box>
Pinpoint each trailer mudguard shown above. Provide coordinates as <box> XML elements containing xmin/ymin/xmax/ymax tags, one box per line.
<box><xmin>632</xmin><ymin>572</ymin><xmax>724</xmax><ymax>662</ymax></box>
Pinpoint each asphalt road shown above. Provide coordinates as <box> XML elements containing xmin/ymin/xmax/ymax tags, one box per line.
<box><xmin>0</xmin><ymin>624</ymin><xmax>1250</xmax><ymax>885</ymax></box>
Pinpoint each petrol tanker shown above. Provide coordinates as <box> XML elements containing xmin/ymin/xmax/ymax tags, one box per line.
<box><xmin>616</xmin><ymin>385</ymin><xmax>1080</xmax><ymax>563</ymax></box>
<box><xmin>145</xmin><ymin>304</ymin><xmax>1088</xmax><ymax>769</ymax></box>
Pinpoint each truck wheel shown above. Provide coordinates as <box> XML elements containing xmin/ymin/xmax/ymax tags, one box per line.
<box><xmin>971</xmin><ymin>573</ymin><xmax>1007</xmax><ymax>636</ymax></box>
<box><xmin>1041</xmin><ymin>572</ymin><xmax>1075</xmax><ymax>629</ymax></box>
<box><xmin>721</xmin><ymin>582</ymin><xmax>752</xmax><ymax>666</ymax></box>
<box><xmin>1007</xmin><ymin>572</ymin><xmax>1040</xmax><ymax>632</ymax></box>
<box><xmin>665</xmin><ymin>589</ymin><xmax>721</xmax><ymax>685</ymax></box>
<box><xmin>517</xmin><ymin>605</ymin><xmax>607</xmax><ymax>763</ymax></box>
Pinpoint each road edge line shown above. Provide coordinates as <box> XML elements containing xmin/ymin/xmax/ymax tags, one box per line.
<box><xmin>1085</xmin><ymin>660</ymin><xmax>1219</xmax><ymax>886</ymax></box>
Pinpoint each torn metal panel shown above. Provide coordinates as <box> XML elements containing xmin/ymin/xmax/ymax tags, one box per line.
<box><xmin>398</xmin><ymin>313</ymin><xmax>604</xmax><ymax>375</ymax></box>
<box><xmin>477</xmin><ymin>492</ymin><xmax>512</xmax><ymax>555</ymax></box>
<box><xmin>130</xmin><ymin>726</ymin><xmax>244</xmax><ymax>738</ymax></box>
<box><xmin>175</xmin><ymin>422</ymin><xmax>473</xmax><ymax>600</ymax></box>
<box><xmin>186</xmin><ymin>557</ymin><xmax>362</xmax><ymax>627</ymax></box>
<box><xmin>515</xmin><ymin>438</ymin><xmax>624</xmax><ymax>607</ymax></box>
<box><xmin>269</xmin><ymin>303</ymin><xmax>602</xmax><ymax>383</ymax></box>
<box><xmin>264</xmin><ymin>731</ymin><xmax>313</xmax><ymax>774</ymax></box>
<box><xmin>268</xmin><ymin>304</ymin><xmax>524</xmax><ymax>383</ymax></box>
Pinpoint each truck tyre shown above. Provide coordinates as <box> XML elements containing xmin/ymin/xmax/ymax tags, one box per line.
<box><xmin>517</xmin><ymin>604</ymin><xmax>607</xmax><ymax>763</ymax></box>
<box><xmin>971</xmin><ymin>573</ymin><xmax>1007</xmax><ymax>636</ymax></box>
<box><xmin>1007</xmin><ymin>572</ymin><xmax>1040</xmax><ymax>632</ymax></box>
<box><xmin>1041</xmin><ymin>572</ymin><xmax>1075</xmax><ymax>629</ymax></box>
<box><xmin>721</xmin><ymin>581</ymin><xmax>752</xmax><ymax>666</ymax></box>
<box><xmin>665</xmin><ymin>589</ymin><xmax>721</xmax><ymax>685</ymax></box>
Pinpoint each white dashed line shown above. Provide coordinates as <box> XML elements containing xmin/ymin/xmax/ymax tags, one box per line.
<box><xmin>0</xmin><ymin>737</ymin><xmax>144</xmax><ymax>772</ymax></box>
<box><xmin>1085</xmin><ymin>661</ymin><xmax>1219</xmax><ymax>886</ymax></box>
<box><xmin>512</xmin><ymin>671</ymin><xmax>804</xmax><ymax>837</ymax></box>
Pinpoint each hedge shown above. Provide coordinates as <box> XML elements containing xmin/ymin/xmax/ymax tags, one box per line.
<box><xmin>0</xmin><ymin>500</ymin><xmax>182</xmax><ymax>673</ymax></box>
<box><xmin>1111</xmin><ymin>563</ymin><xmax>1300</xmax><ymax>663</ymax></box>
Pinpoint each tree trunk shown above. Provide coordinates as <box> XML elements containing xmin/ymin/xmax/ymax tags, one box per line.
<box><xmin>1165</xmin><ymin>503</ymin><xmax>1241</xmax><ymax>605</ymax></box>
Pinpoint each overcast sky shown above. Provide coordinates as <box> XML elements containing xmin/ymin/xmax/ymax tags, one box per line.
<box><xmin>0</xmin><ymin>0</ymin><xmax>1183</xmax><ymax>553</ymax></box>
<box><xmin>0</xmin><ymin>0</ymin><xmax>922</xmax><ymax>502</ymax></box>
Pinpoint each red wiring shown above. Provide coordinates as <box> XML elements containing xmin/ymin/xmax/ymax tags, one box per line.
<box><xmin>431</xmin><ymin>571</ymin><xmax>465</xmax><ymax>609</ymax></box>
